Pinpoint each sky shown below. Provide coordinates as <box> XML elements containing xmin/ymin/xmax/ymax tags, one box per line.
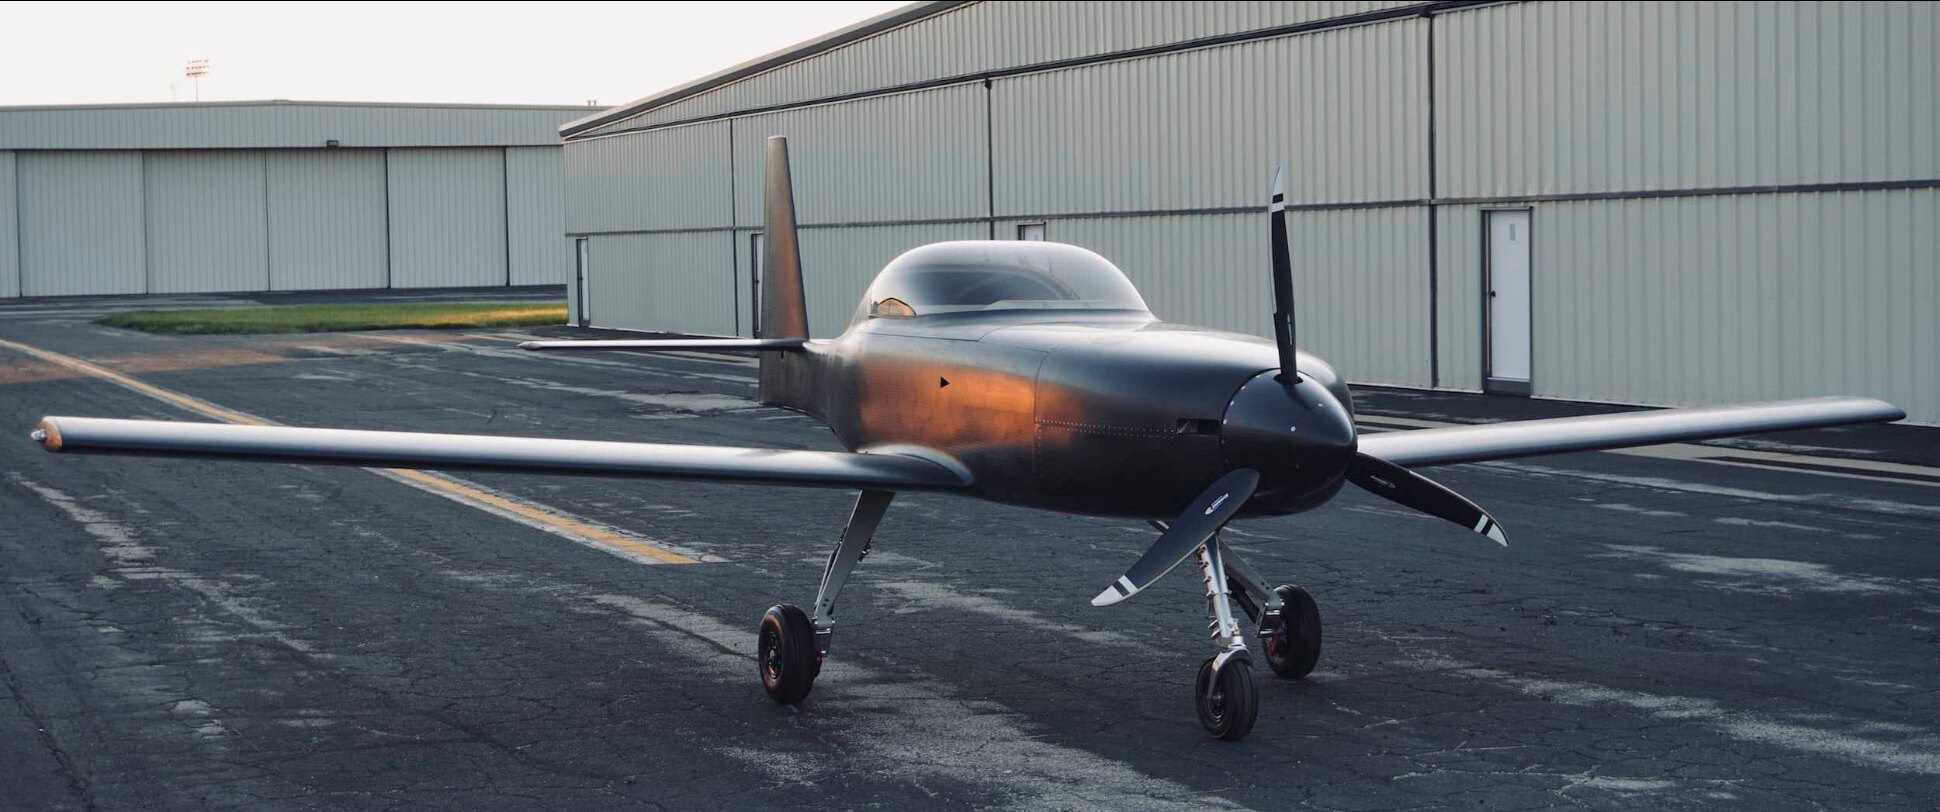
<box><xmin>0</xmin><ymin>1</ymin><xmax>909</xmax><ymax>108</ymax></box>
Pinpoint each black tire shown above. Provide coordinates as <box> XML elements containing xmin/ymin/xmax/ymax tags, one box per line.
<box><xmin>757</xmin><ymin>604</ymin><xmax>818</xmax><ymax>704</ymax></box>
<box><xmin>1262</xmin><ymin>584</ymin><xmax>1322</xmax><ymax>679</ymax></box>
<box><xmin>1194</xmin><ymin>655</ymin><xmax>1259</xmax><ymax>741</ymax></box>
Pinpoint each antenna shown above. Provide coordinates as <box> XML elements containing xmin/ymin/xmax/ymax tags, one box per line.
<box><xmin>1268</xmin><ymin>167</ymin><xmax>1302</xmax><ymax>384</ymax></box>
<box><xmin>184</xmin><ymin>58</ymin><xmax>210</xmax><ymax>102</ymax></box>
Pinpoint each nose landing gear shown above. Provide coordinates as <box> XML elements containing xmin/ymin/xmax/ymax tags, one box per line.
<box><xmin>1193</xmin><ymin>539</ymin><xmax>1258</xmax><ymax>740</ymax></box>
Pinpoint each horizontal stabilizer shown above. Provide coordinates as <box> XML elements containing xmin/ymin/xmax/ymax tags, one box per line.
<box><xmin>519</xmin><ymin>338</ymin><xmax>806</xmax><ymax>352</ymax></box>
<box><xmin>33</xmin><ymin>416</ymin><xmax>967</xmax><ymax>491</ymax></box>
<box><xmin>1360</xmin><ymin>396</ymin><xmax>1904</xmax><ymax>469</ymax></box>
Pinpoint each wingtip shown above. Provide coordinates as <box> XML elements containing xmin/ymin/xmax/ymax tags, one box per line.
<box><xmin>1090</xmin><ymin>588</ymin><xmax>1122</xmax><ymax>607</ymax></box>
<box><xmin>1487</xmin><ymin>525</ymin><xmax>1508</xmax><ymax>547</ymax></box>
<box><xmin>31</xmin><ymin>418</ymin><xmax>61</xmax><ymax>451</ymax></box>
<box><xmin>1271</xmin><ymin>166</ymin><xmax>1285</xmax><ymax>196</ymax></box>
<box><xmin>517</xmin><ymin>341</ymin><xmax>545</xmax><ymax>351</ymax></box>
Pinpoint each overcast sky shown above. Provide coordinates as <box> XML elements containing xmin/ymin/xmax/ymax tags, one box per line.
<box><xmin>0</xmin><ymin>1</ymin><xmax>908</xmax><ymax>108</ymax></box>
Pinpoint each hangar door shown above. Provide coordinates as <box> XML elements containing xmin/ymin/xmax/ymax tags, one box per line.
<box><xmin>145</xmin><ymin>151</ymin><xmax>270</xmax><ymax>293</ymax></box>
<box><xmin>17</xmin><ymin>151</ymin><xmax>146</xmax><ymax>297</ymax></box>
<box><xmin>386</xmin><ymin>149</ymin><xmax>508</xmax><ymax>288</ymax></box>
<box><xmin>267</xmin><ymin>150</ymin><xmax>388</xmax><ymax>290</ymax></box>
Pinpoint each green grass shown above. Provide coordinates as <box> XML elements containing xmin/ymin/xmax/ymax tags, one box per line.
<box><xmin>97</xmin><ymin>302</ymin><xmax>568</xmax><ymax>335</ymax></box>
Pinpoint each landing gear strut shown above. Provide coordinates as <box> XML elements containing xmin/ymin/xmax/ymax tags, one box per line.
<box><xmin>756</xmin><ymin>489</ymin><xmax>893</xmax><ymax>704</ymax></box>
<box><xmin>1193</xmin><ymin>537</ymin><xmax>1258</xmax><ymax>740</ymax></box>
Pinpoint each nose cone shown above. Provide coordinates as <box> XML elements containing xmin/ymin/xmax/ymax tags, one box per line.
<box><xmin>1222</xmin><ymin>371</ymin><xmax>1357</xmax><ymax>513</ymax></box>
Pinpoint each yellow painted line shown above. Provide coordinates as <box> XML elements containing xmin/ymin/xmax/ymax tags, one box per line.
<box><xmin>1</xmin><ymin>336</ymin><xmax>701</xmax><ymax>564</ymax></box>
<box><xmin>2</xmin><ymin>337</ymin><xmax>268</xmax><ymax>426</ymax></box>
<box><xmin>381</xmin><ymin>469</ymin><xmax>696</xmax><ymax>564</ymax></box>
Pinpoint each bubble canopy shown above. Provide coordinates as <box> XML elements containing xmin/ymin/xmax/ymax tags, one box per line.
<box><xmin>853</xmin><ymin>241</ymin><xmax>1149</xmax><ymax>325</ymax></box>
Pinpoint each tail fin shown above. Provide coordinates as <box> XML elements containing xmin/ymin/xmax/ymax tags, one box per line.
<box><xmin>757</xmin><ymin>136</ymin><xmax>816</xmax><ymax>412</ymax></box>
<box><xmin>759</xmin><ymin>136</ymin><xmax>809</xmax><ymax>342</ymax></box>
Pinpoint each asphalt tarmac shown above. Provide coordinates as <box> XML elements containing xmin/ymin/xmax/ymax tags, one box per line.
<box><xmin>2</xmin><ymin>291</ymin><xmax>1937</xmax><ymax>810</ymax></box>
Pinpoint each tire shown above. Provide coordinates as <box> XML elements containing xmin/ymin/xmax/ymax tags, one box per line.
<box><xmin>1262</xmin><ymin>584</ymin><xmax>1322</xmax><ymax>679</ymax></box>
<box><xmin>757</xmin><ymin>604</ymin><xmax>818</xmax><ymax>704</ymax></box>
<box><xmin>1194</xmin><ymin>655</ymin><xmax>1259</xmax><ymax>741</ymax></box>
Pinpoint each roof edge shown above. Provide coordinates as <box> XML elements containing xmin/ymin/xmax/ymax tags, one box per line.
<box><xmin>560</xmin><ymin>0</ymin><xmax>971</xmax><ymax>139</ymax></box>
<box><xmin>0</xmin><ymin>99</ymin><xmax>597</xmax><ymax>113</ymax></box>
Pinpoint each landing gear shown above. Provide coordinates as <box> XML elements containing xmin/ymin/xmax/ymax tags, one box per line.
<box><xmin>1262</xmin><ymin>585</ymin><xmax>1321</xmax><ymax>679</ymax></box>
<box><xmin>757</xmin><ymin>604</ymin><xmax>817</xmax><ymax>702</ymax></box>
<box><xmin>754</xmin><ymin>489</ymin><xmax>893</xmax><ymax>705</ymax></box>
<box><xmin>1220</xmin><ymin>544</ymin><xmax>1323</xmax><ymax>680</ymax></box>
<box><xmin>1192</xmin><ymin>537</ymin><xmax>1259</xmax><ymax>740</ymax></box>
<box><xmin>1195</xmin><ymin>654</ymin><xmax>1258</xmax><ymax>740</ymax></box>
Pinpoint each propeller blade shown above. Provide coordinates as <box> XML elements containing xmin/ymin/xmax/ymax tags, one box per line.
<box><xmin>1347</xmin><ymin>453</ymin><xmax>1507</xmax><ymax>546</ymax></box>
<box><xmin>1092</xmin><ymin>469</ymin><xmax>1260</xmax><ymax>607</ymax></box>
<box><xmin>1268</xmin><ymin>166</ymin><xmax>1301</xmax><ymax>383</ymax></box>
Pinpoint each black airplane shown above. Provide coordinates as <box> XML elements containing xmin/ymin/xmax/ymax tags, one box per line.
<box><xmin>31</xmin><ymin>137</ymin><xmax>1904</xmax><ymax>740</ymax></box>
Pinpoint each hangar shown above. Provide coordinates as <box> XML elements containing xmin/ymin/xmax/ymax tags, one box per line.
<box><xmin>0</xmin><ymin>100</ymin><xmax>587</xmax><ymax>297</ymax></box>
<box><xmin>559</xmin><ymin>0</ymin><xmax>1938</xmax><ymax>425</ymax></box>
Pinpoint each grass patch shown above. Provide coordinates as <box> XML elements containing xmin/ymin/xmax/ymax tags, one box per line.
<box><xmin>98</xmin><ymin>302</ymin><xmax>568</xmax><ymax>335</ymax></box>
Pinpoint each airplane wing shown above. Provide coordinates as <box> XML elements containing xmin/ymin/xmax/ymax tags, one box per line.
<box><xmin>518</xmin><ymin>338</ymin><xmax>804</xmax><ymax>351</ymax></box>
<box><xmin>31</xmin><ymin>416</ymin><xmax>969</xmax><ymax>491</ymax></box>
<box><xmin>1357</xmin><ymin>396</ymin><xmax>1904</xmax><ymax>469</ymax></box>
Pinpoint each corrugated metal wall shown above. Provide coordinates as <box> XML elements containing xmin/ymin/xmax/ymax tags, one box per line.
<box><xmin>0</xmin><ymin>152</ymin><xmax>16</xmax><ymax>298</ymax></box>
<box><xmin>2</xmin><ymin>144</ymin><xmax>565</xmax><ymax>298</ymax></box>
<box><xmin>597</xmin><ymin>1</ymin><xmax>1422</xmax><ymax>133</ymax></box>
<box><xmin>1002</xmin><ymin>209</ymin><xmax>1431</xmax><ymax>387</ymax></box>
<box><xmin>17</xmin><ymin>151</ymin><xmax>146</xmax><ymax>297</ymax></box>
<box><xmin>505</xmin><ymin>146</ymin><xmax>569</xmax><ymax>285</ymax></box>
<box><xmin>1528</xmin><ymin>190</ymin><xmax>1936</xmax><ymax>420</ymax></box>
<box><xmin>569</xmin><ymin>0</ymin><xmax>1940</xmax><ymax>423</ymax></box>
<box><xmin>143</xmin><ymin>151</ymin><xmax>270</xmax><ymax>293</ymax></box>
<box><xmin>1436</xmin><ymin>1</ymin><xmax>1938</xmax><ymax>197</ymax></box>
<box><xmin>564</xmin><ymin>122</ymin><xmax>731</xmax><ymax>234</ymax></box>
<box><xmin>992</xmin><ymin>19</ymin><xmax>1424</xmax><ymax>213</ymax></box>
<box><xmin>265</xmin><ymin>150</ymin><xmax>389</xmax><ymax>291</ymax></box>
<box><xmin>731</xmin><ymin>86</ymin><xmax>988</xmax><ymax>226</ymax></box>
<box><xmin>585</xmin><ymin>232</ymin><xmax>736</xmax><ymax>335</ymax></box>
<box><xmin>1432</xmin><ymin>204</ymin><xmax>1485</xmax><ymax>392</ymax></box>
<box><xmin>385</xmin><ymin>148</ymin><xmax>509</xmax><ymax>289</ymax></box>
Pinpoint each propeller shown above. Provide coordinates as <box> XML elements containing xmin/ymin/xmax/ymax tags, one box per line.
<box><xmin>1091</xmin><ymin>469</ymin><xmax>1259</xmax><ymax>607</ymax></box>
<box><xmin>1346</xmin><ymin>453</ymin><xmax>1507</xmax><ymax>545</ymax></box>
<box><xmin>1088</xmin><ymin>169</ymin><xmax>1506</xmax><ymax>608</ymax></box>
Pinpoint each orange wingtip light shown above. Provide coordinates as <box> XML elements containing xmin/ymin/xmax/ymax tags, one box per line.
<box><xmin>33</xmin><ymin>417</ymin><xmax>61</xmax><ymax>451</ymax></box>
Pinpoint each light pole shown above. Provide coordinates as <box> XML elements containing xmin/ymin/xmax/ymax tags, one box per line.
<box><xmin>185</xmin><ymin>58</ymin><xmax>210</xmax><ymax>101</ymax></box>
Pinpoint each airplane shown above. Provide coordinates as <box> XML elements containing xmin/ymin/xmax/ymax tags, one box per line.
<box><xmin>29</xmin><ymin>136</ymin><xmax>1905</xmax><ymax>741</ymax></box>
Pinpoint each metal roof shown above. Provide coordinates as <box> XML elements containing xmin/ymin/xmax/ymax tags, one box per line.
<box><xmin>559</xmin><ymin>1</ymin><xmax>967</xmax><ymax>139</ymax></box>
<box><xmin>0</xmin><ymin>100</ymin><xmax>596</xmax><ymax>151</ymax></box>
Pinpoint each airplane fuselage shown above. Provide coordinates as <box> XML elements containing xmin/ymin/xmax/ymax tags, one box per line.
<box><xmin>777</xmin><ymin>310</ymin><xmax>1359</xmax><ymax>520</ymax></box>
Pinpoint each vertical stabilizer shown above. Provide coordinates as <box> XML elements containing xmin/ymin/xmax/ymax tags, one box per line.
<box><xmin>758</xmin><ymin>136</ymin><xmax>817</xmax><ymax>412</ymax></box>
<box><xmin>760</xmin><ymin>136</ymin><xmax>810</xmax><ymax>341</ymax></box>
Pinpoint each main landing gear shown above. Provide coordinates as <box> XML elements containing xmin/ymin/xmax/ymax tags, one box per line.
<box><xmin>1190</xmin><ymin>531</ymin><xmax>1324</xmax><ymax>741</ymax></box>
<box><xmin>753</xmin><ymin>490</ymin><xmax>1322</xmax><ymax>743</ymax></box>
<box><xmin>756</xmin><ymin>489</ymin><xmax>892</xmax><ymax>705</ymax></box>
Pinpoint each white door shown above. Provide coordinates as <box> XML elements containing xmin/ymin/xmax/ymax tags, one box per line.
<box><xmin>1486</xmin><ymin>210</ymin><xmax>1532</xmax><ymax>384</ymax></box>
<box><xmin>1018</xmin><ymin>223</ymin><xmax>1046</xmax><ymax>241</ymax></box>
<box><xmin>575</xmin><ymin>238</ymin><xmax>591</xmax><ymax>327</ymax></box>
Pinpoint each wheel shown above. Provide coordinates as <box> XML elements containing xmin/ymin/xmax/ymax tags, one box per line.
<box><xmin>757</xmin><ymin>604</ymin><xmax>818</xmax><ymax>703</ymax></box>
<box><xmin>1262</xmin><ymin>584</ymin><xmax>1322</xmax><ymax>679</ymax></box>
<box><xmin>1194</xmin><ymin>655</ymin><xmax>1259</xmax><ymax>741</ymax></box>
